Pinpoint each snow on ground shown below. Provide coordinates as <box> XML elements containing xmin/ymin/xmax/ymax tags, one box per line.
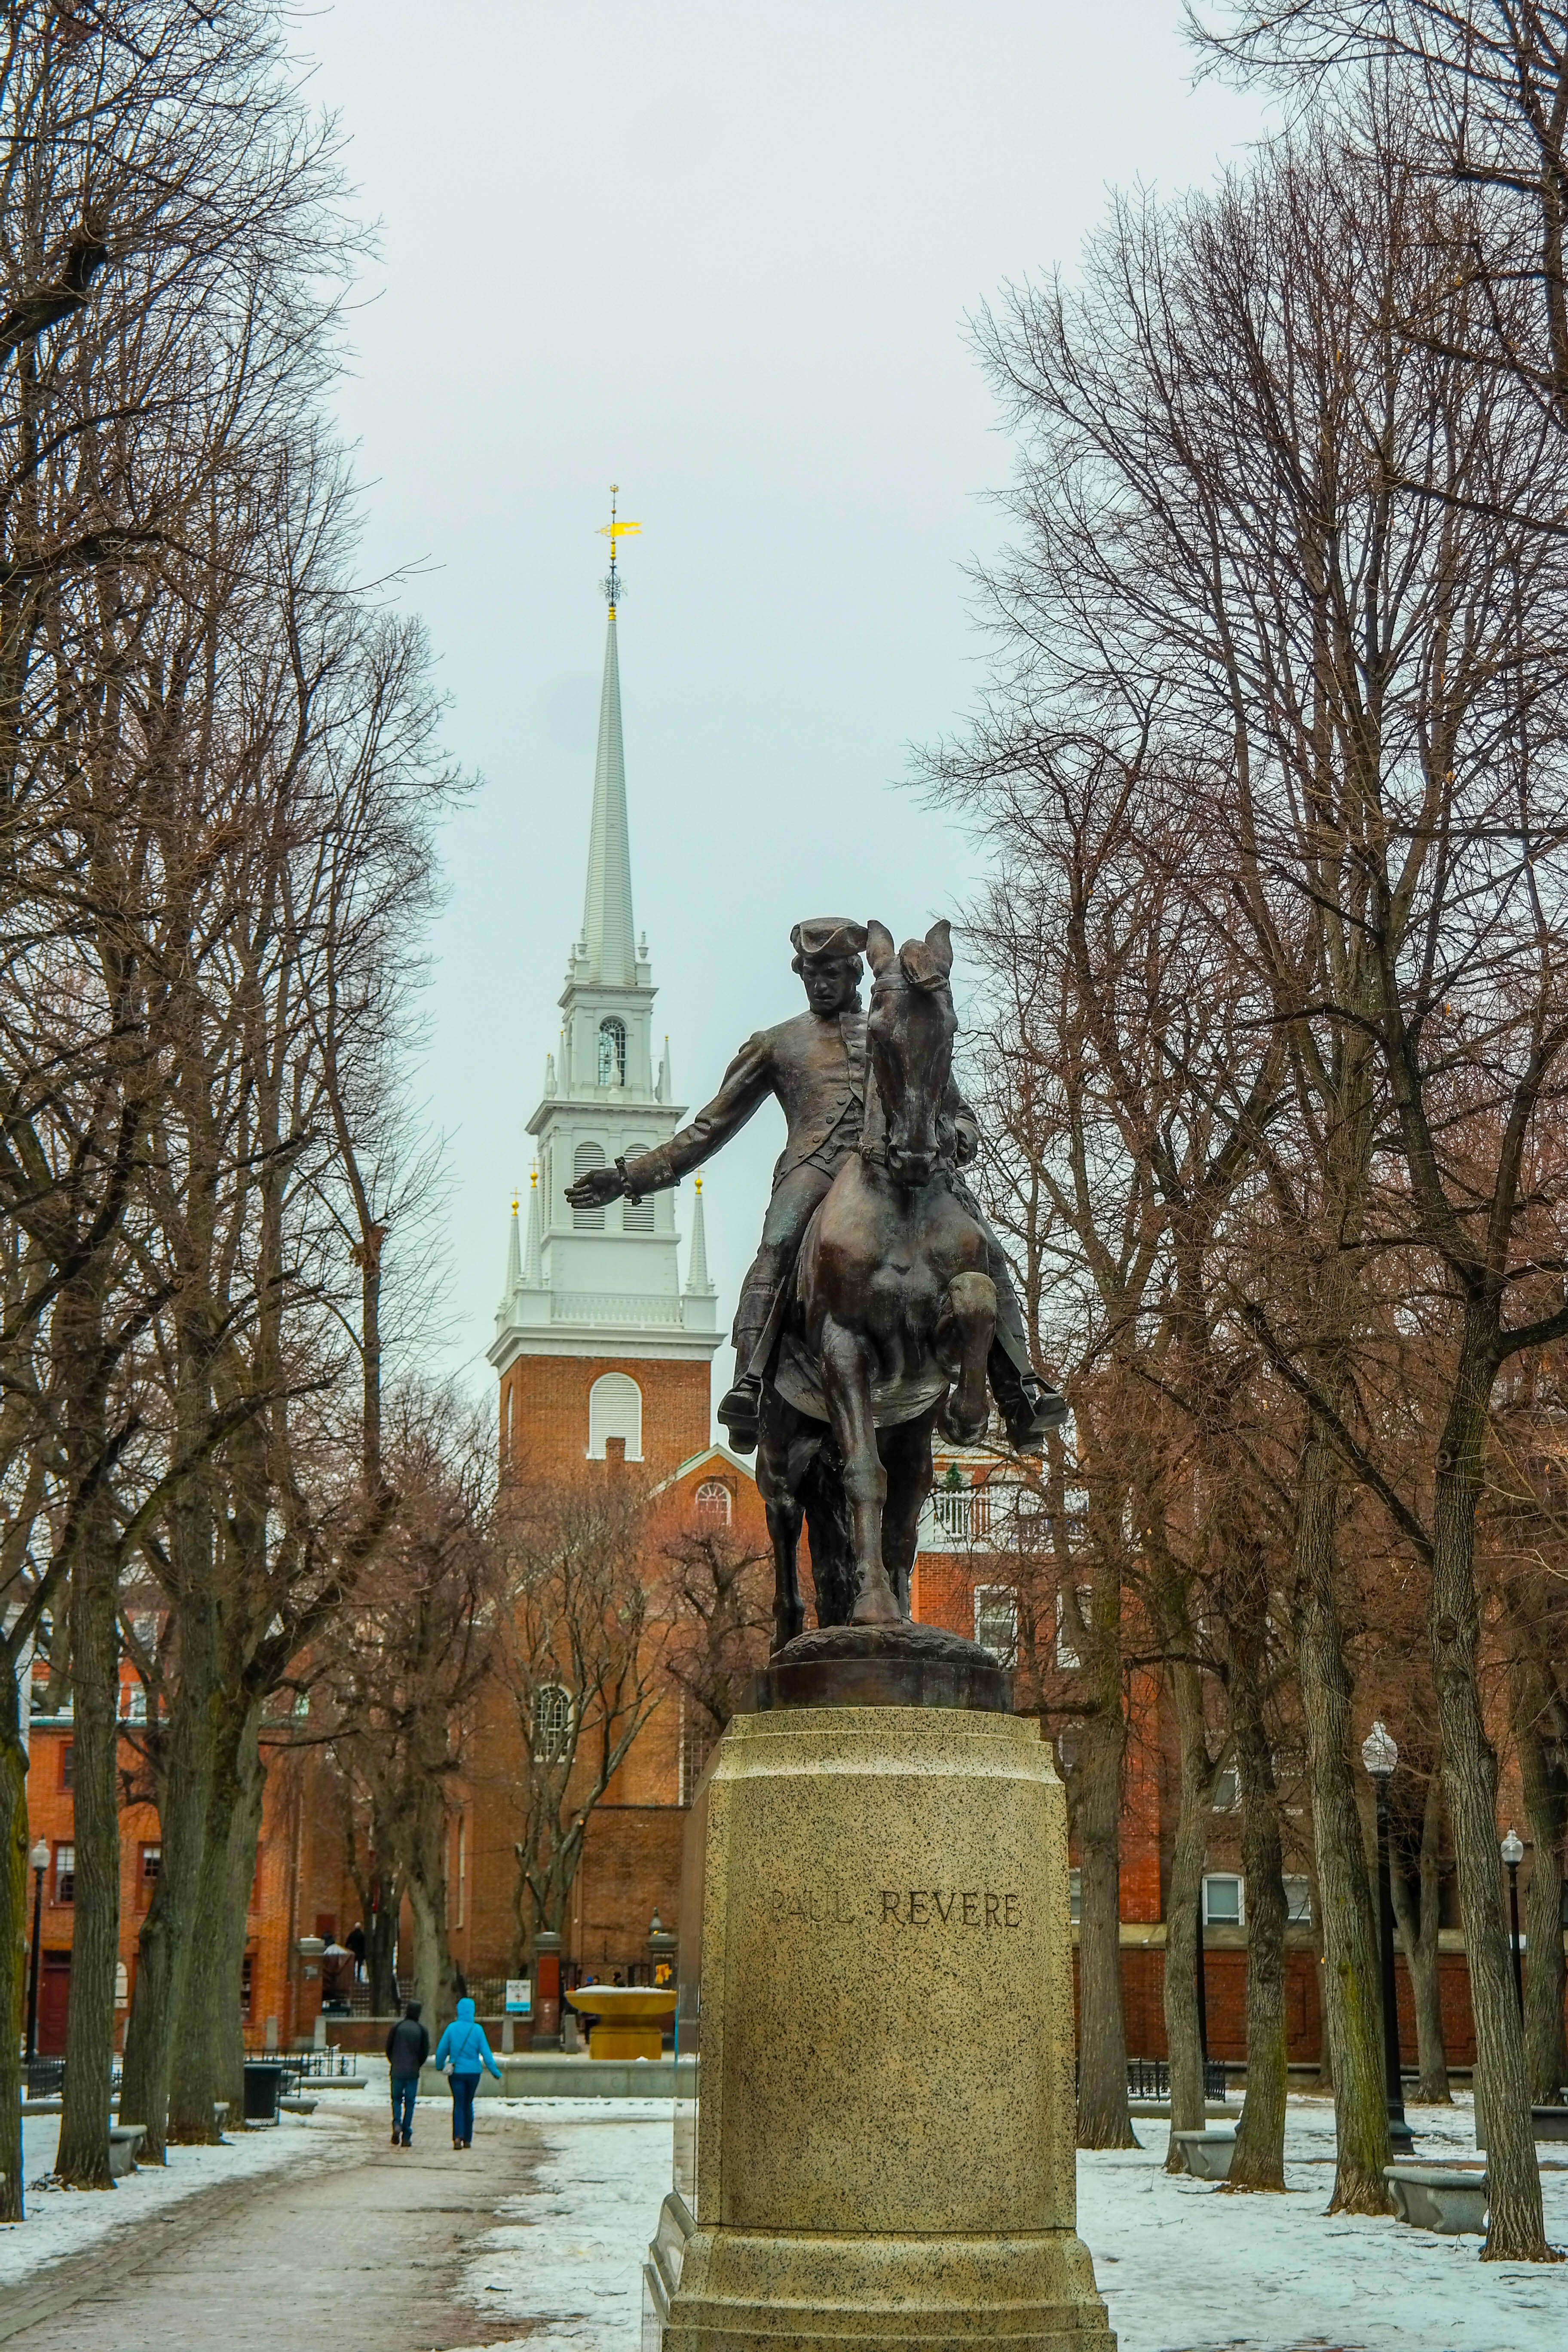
<box><xmin>0</xmin><ymin>2096</ymin><xmax>366</xmax><ymax>2289</ymax></box>
<box><xmin>456</xmin><ymin>2093</ymin><xmax>1568</xmax><ymax>2352</ymax></box>
<box><xmin>455</xmin><ymin>2099</ymin><xmax>676</xmax><ymax>2349</ymax></box>
<box><xmin>1083</xmin><ymin>2098</ymin><xmax>1568</xmax><ymax>2352</ymax></box>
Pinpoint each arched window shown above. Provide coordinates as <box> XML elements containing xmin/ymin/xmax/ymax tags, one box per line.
<box><xmin>588</xmin><ymin>1370</ymin><xmax>642</xmax><ymax>1461</ymax></box>
<box><xmin>533</xmin><ymin>1684</ymin><xmax>572</xmax><ymax>1763</ymax></box>
<box><xmin>695</xmin><ymin>1479</ymin><xmax>732</xmax><ymax>1525</ymax></box>
<box><xmin>572</xmin><ymin>1140</ymin><xmax>606</xmax><ymax>1229</ymax></box>
<box><xmin>597</xmin><ymin>1016</ymin><xmax>626</xmax><ymax>1085</ymax></box>
<box><xmin>503</xmin><ymin>1382</ymin><xmax>514</xmax><ymax>1465</ymax></box>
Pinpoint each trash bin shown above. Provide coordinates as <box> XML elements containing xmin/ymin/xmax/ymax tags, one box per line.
<box><xmin>242</xmin><ymin>2061</ymin><xmax>285</xmax><ymax>2123</ymax></box>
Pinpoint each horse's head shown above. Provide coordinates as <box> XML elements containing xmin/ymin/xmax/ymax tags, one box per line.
<box><xmin>864</xmin><ymin>919</ymin><xmax>957</xmax><ymax>1187</ymax></box>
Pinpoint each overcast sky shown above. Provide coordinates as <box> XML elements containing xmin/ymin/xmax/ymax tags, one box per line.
<box><xmin>301</xmin><ymin>1</ymin><xmax>1267</xmax><ymax>1416</ymax></box>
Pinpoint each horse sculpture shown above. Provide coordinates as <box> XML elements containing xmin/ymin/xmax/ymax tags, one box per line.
<box><xmin>756</xmin><ymin>919</ymin><xmax>997</xmax><ymax>1651</ymax></box>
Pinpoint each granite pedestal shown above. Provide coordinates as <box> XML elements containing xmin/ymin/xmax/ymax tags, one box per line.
<box><xmin>648</xmin><ymin>1662</ymin><xmax>1115</xmax><ymax>2351</ymax></box>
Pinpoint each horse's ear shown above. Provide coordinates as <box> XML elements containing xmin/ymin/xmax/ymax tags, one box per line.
<box><xmin>865</xmin><ymin>921</ymin><xmax>895</xmax><ymax>977</ymax></box>
<box><xmin>923</xmin><ymin>919</ymin><xmax>953</xmax><ymax>976</ymax></box>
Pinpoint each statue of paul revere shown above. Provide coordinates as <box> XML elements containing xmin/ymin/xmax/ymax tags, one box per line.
<box><xmin>566</xmin><ymin>916</ymin><xmax>1064</xmax><ymax>1457</ymax></box>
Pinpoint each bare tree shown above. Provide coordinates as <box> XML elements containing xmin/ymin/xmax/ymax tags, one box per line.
<box><xmin>494</xmin><ymin>1470</ymin><xmax>665</xmax><ymax>1969</ymax></box>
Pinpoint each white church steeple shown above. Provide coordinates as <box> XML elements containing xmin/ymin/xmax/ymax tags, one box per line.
<box><xmin>489</xmin><ymin>497</ymin><xmax>720</xmax><ymax>1374</ymax></box>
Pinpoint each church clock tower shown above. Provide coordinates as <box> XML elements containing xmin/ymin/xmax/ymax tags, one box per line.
<box><xmin>489</xmin><ymin>498</ymin><xmax>720</xmax><ymax>1478</ymax></box>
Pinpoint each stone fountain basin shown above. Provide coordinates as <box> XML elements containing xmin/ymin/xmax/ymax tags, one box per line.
<box><xmin>565</xmin><ymin>1984</ymin><xmax>677</xmax><ymax>2022</ymax></box>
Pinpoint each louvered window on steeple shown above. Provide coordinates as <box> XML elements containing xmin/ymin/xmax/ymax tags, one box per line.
<box><xmin>597</xmin><ymin>1016</ymin><xmax>626</xmax><ymax>1084</ymax></box>
<box><xmin>622</xmin><ymin>1192</ymin><xmax>654</xmax><ymax>1234</ymax></box>
<box><xmin>573</xmin><ymin>1141</ymin><xmax>606</xmax><ymax>1228</ymax></box>
<box><xmin>588</xmin><ymin>1372</ymin><xmax>642</xmax><ymax>1461</ymax></box>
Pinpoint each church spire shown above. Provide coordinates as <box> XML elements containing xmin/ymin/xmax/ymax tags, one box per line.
<box><xmin>581</xmin><ymin>489</ymin><xmax>641</xmax><ymax>988</ymax></box>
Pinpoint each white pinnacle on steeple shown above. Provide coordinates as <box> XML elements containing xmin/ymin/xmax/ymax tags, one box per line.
<box><xmin>523</xmin><ymin>1167</ymin><xmax>544</xmax><ymax>1287</ymax></box>
<box><xmin>498</xmin><ymin>1193</ymin><xmax>522</xmax><ymax>1321</ymax></box>
<box><xmin>685</xmin><ymin>1175</ymin><xmax>716</xmax><ymax>1297</ymax></box>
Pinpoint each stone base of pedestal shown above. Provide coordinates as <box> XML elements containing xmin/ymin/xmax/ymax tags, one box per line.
<box><xmin>664</xmin><ymin>2223</ymin><xmax>1111</xmax><ymax>2350</ymax></box>
<box><xmin>658</xmin><ymin>1704</ymin><xmax>1114</xmax><ymax>2352</ymax></box>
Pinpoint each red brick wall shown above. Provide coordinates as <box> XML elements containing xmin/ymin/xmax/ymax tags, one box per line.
<box><xmin>501</xmin><ymin>1352</ymin><xmax>712</xmax><ymax>1483</ymax></box>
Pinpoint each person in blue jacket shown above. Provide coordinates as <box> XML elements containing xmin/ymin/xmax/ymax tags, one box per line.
<box><xmin>432</xmin><ymin>1995</ymin><xmax>502</xmax><ymax>2148</ymax></box>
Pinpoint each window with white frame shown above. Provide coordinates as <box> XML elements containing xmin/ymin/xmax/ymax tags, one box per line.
<box><xmin>533</xmin><ymin>1684</ymin><xmax>573</xmax><ymax>1764</ymax></box>
<box><xmin>1211</xmin><ymin>1764</ymin><xmax>1240</xmax><ymax>1813</ymax></box>
<box><xmin>973</xmin><ymin>1584</ymin><xmax>1018</xmax><ymax>1667</ymax></box>
<box><xmin>54</xmin><ymin>1842</ymin><xmax>75</xmax><ymax>1904</ymax></box>
<box><xmin>694</xmin><ymin>1479</ymin><xmax>732</xmax><ymax>1525</ymax></box>
<box><xmin>597</xmin><ymin>1016</ymin><xmax>627</xmax><ymax>1085</ymax></box>
<box><xmin>1202</xmin><ymin>1873</ymin><xmax>1244</xmax><ymax>1926</ymax></box>
<box><xmin>1284</xmin><ymin>1876</ymin><xmax>1313</xmax><ymax>1924</ymax></box>
<box><xmin>572</xmin><ymin>1140</ymin><xmax>607</xmax><ymax>1228</ymax></box>
<box><xmin>588</xmin><ymin>1371</ymin><xmax>642</xmax><ymax>1460</ymax></box>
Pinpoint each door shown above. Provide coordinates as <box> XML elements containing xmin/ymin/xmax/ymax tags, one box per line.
<box><xmin>37</xmin><ymin>1951</ymin><xmax>71</xmax><ymax>2055</ymax></box>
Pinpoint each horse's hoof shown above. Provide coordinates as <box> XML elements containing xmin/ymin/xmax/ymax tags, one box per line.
<box><xmin>851</xmin><ymin>1587</ymin><xmax>902</xmax><ymax>1628</ymax></box>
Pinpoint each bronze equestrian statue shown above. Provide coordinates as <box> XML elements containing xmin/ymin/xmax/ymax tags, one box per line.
<box><xmin>567</xmin><ymin>916</ymin><xmax>1066</xmax><ymax>1653</ymax></box>
<box><xmin>565</xmin><ymin>915</ymin><xmax>1061</xmax><ymax>1454</ymax></box>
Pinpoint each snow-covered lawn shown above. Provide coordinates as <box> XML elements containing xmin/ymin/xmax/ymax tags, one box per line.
<box><xmin>455</xmin><ymin>2093</ymin><xmax>1568</xmax><ymax>2352</ymax></box>
<box><xmin>0</xmin><ymin>2098</ymin><xmax>365</xmax><ymax>2289</ymax></box>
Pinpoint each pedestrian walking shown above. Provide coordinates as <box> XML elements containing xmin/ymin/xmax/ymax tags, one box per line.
<box><xmin>385</xmin><ymin>1999</ymin><xmax>430</xmax><ymax>2147</ymax></box>
<box><xmin>432</xmin><ymin>1995</ymin><xmax>501</xmax><ymax>2148</ymax></box>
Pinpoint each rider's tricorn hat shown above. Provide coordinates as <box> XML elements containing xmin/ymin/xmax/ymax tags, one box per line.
<box><xmin>790</xmin><ymin>917</ymin><xmax>869</xmax><ymax>961</ymax></box>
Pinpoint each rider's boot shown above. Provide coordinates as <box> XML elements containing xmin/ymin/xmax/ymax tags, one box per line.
<box><xmin>989</xmin><ymin>1344</ymin><xmax>1069</xmax><ymax>1452</ymax></box>
<box><xmin>717</xmin><ymin>1371</ymin><xmax>762</xmax><ymax>1452</ymax></box>
<box><xmin>718</xmin><ymin>1320</ymin><xmax>768</xmax><ymax>1452</ymax></box>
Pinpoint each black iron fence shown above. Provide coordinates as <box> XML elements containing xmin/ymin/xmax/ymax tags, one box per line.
<box><xmin>20</xmin><ymin>2057</ymin><xmax>121</xmax><ymax>2101</ymax></box>
<box><xmin>1124</xmin><ymin>2057</ymin><xmax>1228</xmax><ymax>2101</ymax></box>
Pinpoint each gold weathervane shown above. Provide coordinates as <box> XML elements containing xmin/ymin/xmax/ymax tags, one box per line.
<box><xmin>597</xmin><ymin>484</ymin><xmax>641</xmax><ymax>612</ymax></box>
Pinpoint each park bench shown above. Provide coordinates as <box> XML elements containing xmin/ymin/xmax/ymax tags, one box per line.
<box><xmin>1384</xmin><ymin>2163</ymin><xmax>1488</xmax><ymax>2234</ymax></box>
<box><xmin>108</xmin><ymin>2124</ymin><xmax>146</xmax><ymax>2177</ymax></box>
<box><xmin>1171</xmin><ymin>2127</ymin><xmax>1235</xmax><ymax>2180</ymax></box>
<box><xmin>1531</xmin><ymin>2107</ymin><xmax>1568</xmax><ymax>2143</ymax></box>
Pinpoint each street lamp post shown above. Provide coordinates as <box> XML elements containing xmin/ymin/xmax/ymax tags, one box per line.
<box><xmin>1360</xmin><ymin>1721</ymin><xmax>1415</xmax><ymax>2156</ymax></box>
<box><xmin>24</xmin><ymin>1837</ymin><xmax>49</xmax><ymax>2064</ymax></box>
<box><xmin>1501</xmin><ymin>1828</ymin><xmax>1525</xmax><ymax>2018</ymax></box>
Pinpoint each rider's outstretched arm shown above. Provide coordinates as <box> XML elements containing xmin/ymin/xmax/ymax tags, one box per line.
<box><xmin>619</xmin><ymin>1032</ymin><xmax>775</xmax><ymax>1196</ymax></box>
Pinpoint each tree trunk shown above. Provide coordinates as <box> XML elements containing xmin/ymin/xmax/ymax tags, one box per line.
<box><xmin>55</xmin><ymin>1320</ymin><xmax>119</xmax><ymax>2189</ymax></box>
<box><xmin>1074</xmin><ymin>1687</ymin><xmax>1136</xmax><ymax>2148</ymax></box>
<box><xmin>0</xmin><ymin>1674</ymin><xmax>28</xmax><ymax>2222</ymax></box>
<box><xmin>404</xmin><ymin>1777</ymin><xmax>456</xmax><ymax>2028</ymax></box>
<box><xmin>367</xmin><ymin>1879</ymin><xmax>401</xmax><ymax>2016</ymax></box>
<box><xmin>117</xmin><ymin>1592</ymin><xmax>218</xmax><ymax>2162</ymax></box>
<box><xmin>167</xmin><ymin>1698</ymin><xmax>250</xmax><ymax>2144</ymax></box>
<box><xmin>1515</xmin><ymin>1692</ymin><xmax>1568</xmax><ymax>2105</ymax></box>
<box><xmin>1162</xmin><ymin>1654</ymin><xmax>1211</xmax><ymax>2170</ymax></box>
<box><xmin>214</xmin><ymin>1714</ymin><xmax>266</xmax><ymax>2121</ymax></box>
<box><xmin>1304</xmin><ymin>1867</ymin><xmax>1334</xmax><ymax>2092</ymax></box>
<box><xmin>1430</xmin><ymin>1351</ymin><xmax>1550</xmax><ymax>2260</ymax></box>
<box><xmin>1291</xmin><ymin>1418</ymin><xmax>1391</xmax><ymax>2214</ymax></box>
<box><xmin>1389</xmin><ymin>1768</ymin><xmax>1451</xmax><ymax>2105</ymax></box>
<box><xmin>1229</xmin><ymin>1651</ymin><xmax>1288</xmax><ymax>2191</ymax></box>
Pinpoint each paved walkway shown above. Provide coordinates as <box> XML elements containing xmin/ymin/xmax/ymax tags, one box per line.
<box><xmin>3</xmin><ymin>2105</ymin><xmax>545</xmax><ymax>2351</ymax></box>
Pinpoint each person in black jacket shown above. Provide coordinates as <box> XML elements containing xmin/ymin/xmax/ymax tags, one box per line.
<box><xmin>385</xmin><ymin>2001</ymin><xmax>429</xmax><ymax>2147</ymax></box>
